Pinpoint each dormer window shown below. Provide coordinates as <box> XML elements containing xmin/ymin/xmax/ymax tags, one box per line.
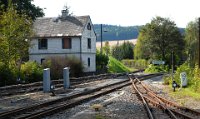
<box><xmin>87</xmin><ymin>23</ymin><xmax>91</xmax><ymax>30</ymax></box>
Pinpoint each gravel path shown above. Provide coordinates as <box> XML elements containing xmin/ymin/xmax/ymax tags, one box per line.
<box><xmin>3</xmin><ymin>74</ymin><xmax>197</xmax><ymax>119</ymax></box>
<box><xmin>44</xmin><ymin>75</ymin><xmax>173</xmax><ymax>119</ymax></box>
<box><xmin>0</xmin><ymin>77</ymin><xmax>123</xmax><ymax>113</ymax></box>
<box><xmin>44</xmin><ymin>86</ymin><xmax>149</xmax><ymax>119</ymax></box>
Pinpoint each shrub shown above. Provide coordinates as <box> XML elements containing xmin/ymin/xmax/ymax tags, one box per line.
<box><xmin>163</xmin><ymin>75</ymin><xmax>172</xmax><ymax>85</ymax></box>
<box><xmin>42</xmin><ymin>56</ymin><xmax>83</xmax><ymax>79</ymax></box>
<box><xmin>111</xmin><ymin>41</ymin><xmax>134</xmax><ymax>60</ymax></box>
<box><xmin>96</xmin><ymin>50</ymin><xmax>109</xmax><ymax>73</ymax></box>
<box><xmin>145</xmin><ymin>64</ymin><xmax>168</xmax><ymax>73</ymax></box>
<box><xmin>172</xmin><ymin>63</ymin><xmax>193</xmax><ymax>86</ymax></box>
<box><xmin>0</xmin><ymin>62</ymin><xmax>16</xmax><ymax>86</ymax></box>
<box><xmin>20</xmin><ymin>61</ymin><xmax>43</xmax><ymax>83</ymax></box>
<box><xmin>163</xmin><ymin>63</ymin><xmax>198</xmax><ymax>88</ymax></box>
<box><xmin>191</xmin><ymin>65</ymin><xmax>200</xmax><ymax>92</ymax></box>
<box><xmin>122</xmin><ymin>59</ymin><xmax>148</xmax><ymax>69</ymax></box>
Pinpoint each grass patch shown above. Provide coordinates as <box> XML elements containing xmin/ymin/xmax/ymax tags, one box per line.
<box><xmin>170</xmin><ymin>88</ymin><xmax>200</xmax><ymax>100</ymax></box>
<box><xmin>95</xmin><ymin>114</ymin><xmax>105</xmax><ymax>119</ymax></box>
<box><xmin>165</xmin><ymin>85</ymin><xmax>200</xmax><ymax>100</ymax></box>
<box><xmin>163</xmin><ymin>63</ymin><xmax>200</xmax><ymax>101</ymax></box>
<box><xmin>108</xmin><ymin>56</ymin><xmax>135</xmax><ymax>73</ymax></box>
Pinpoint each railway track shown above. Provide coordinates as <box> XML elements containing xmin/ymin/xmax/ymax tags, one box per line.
<box><xmin>0</xmin><ymin>72</ymin><xmax>135</xmax><ymax>97</ymax></box>
<box><xmin>0</xmin><ymin>79</ymin><xmax>131</xmax><ymax>119</ymax></box>
<box><xmin>129</xmin><ymin>75</ymin><xmax>200</xmax><ymax>119</ymax></box>
<box><xmin>0</xmin><ymin>71</ymin><xmax>164</xmax><ymax>119</ymax></box>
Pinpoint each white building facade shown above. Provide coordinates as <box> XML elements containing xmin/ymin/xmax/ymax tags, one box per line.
<box><xmin>29</xmin><ymin>11</ymin><xmax>96</xmax><ymax>72</ymax></box>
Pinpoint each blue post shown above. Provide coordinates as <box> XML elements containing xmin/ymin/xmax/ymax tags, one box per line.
<box><xmin>63</xmin><ymin>67</ymin><xmax>70</xmax><ymax>89</ymax></box>
<box><xmin>43</xmin><ymin>68</ymin><xmax>51</xmax><ymax>92</ymax></box>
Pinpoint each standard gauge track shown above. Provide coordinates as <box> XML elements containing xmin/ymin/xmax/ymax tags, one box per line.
<box><xmin>0</xmin><ymin>79</ymin><xmax>131</xmax><ymax>119</ymax></box>
<box><xmin>129</xmin><ymin>75</ymin><xmax>200</xmax><ymax>119</ymax></box>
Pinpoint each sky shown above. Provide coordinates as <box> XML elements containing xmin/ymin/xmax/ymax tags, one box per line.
<box><xmin>32</xmin><ymin>0</ymin><xmax>200</xmax><ymax>28</ymax></box>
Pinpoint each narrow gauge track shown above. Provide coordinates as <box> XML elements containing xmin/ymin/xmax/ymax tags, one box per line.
<box><xmin>129</xmin><ymin>75</ymin><xmax>200</xmax><ymax>119</ymax></box>
<box><xmin>0</xmin><ymin>79</ymin><xmax>131</xmax><ymax>119</ymax></box>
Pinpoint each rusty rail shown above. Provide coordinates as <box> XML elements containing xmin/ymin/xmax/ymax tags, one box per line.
<box><xmin>131</xmin><ymin>75</ymin><xmax>200</xmax><ymax>119</ymax></box>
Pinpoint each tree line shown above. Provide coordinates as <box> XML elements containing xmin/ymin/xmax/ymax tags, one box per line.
<box><xmin>94</xmin><ymin>24</ymin><xmax>185</xmax><ymax>41</ymax></box>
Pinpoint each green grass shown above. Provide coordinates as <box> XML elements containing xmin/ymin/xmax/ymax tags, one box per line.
<box><xmin>108</xmin><ymin>56</ymin><xmax>135</xmax><ymax>73</ymax></box>
<box><xmin>165</xmin><ymin>85</ymin><xmax>200</xmax><ymax>100</ymax></box>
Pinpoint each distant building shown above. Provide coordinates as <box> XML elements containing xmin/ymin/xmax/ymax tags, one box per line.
<box><xmin>29</xmin><ymin>10</ymin><xmax>96</xmax><ymax>72</ymax></box>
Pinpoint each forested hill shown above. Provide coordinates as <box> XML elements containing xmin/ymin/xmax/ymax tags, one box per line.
<box><xmin>94</xmin><ymin>24</ymin><xmax>140</xmax><ymax>41</ymax></box>
<box><xmin>94</xmin><ymin>24</ymin><xmax>185</xmax><ymax>42</ymax></box>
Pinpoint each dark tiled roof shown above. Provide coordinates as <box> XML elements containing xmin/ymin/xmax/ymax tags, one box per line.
<box><xmin>33</xmin><ymin>16</ymin><xmax>89</xmax><ymax>37</ymax></box>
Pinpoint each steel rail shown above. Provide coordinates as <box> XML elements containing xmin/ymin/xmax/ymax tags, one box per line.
<box><xmin>16</xmin><ymin>81</ymin><xmax>131</xmax><ymax>119</ymax></box>
<box><xmin>0</xmin><ymin>79</ymin><xmax>131</xmax><ymax>119</ymax></box>
<box><xmin>138</xmin><ymin>79</ymin><xmax>200</xmax><ymax>116</ymax></box>
<box><xmin>135</xmin><ymin>77</ymin><xmax>200</xmax><ymax>119</ymax></box>
<box><xmin>129</xmin><ymin>77</ymin><xmax>154</xmax><ymax>119</ymax></box>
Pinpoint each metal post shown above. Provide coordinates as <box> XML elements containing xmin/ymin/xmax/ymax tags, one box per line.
<box><xmin>171</xmin><ymin>51</ymin><xmax>176</xmax><ymax>92</ymax></box>
<box><xmin>43</xmin><ymin>68</ymin><xmax>51</xmax><ymax>92</ymax></box>
<box><xmin>172</xmin><ymin>51</ymin><xmax>174</xmax><ymax>75</ymax></box>
<box><xmin>63</xmin><ymin>67</ymin><xmax>70</xmax><ymax>89</ymax></box>
<box><xmin>100</xmin><ymin>24</ymin><xmax>103</xmax><ymax>54</ymax></box>
<box><xmin>199</xmin><ymin>18</ymin><xmax>200</xmax><ymax>68</ymax></box>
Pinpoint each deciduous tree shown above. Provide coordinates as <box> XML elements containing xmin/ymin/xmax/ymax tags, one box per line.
<box><xmin>0</xmin><ymin>3</ymin><xmax>33</xmax><ymax>68</ymax></box>
<box><xmin>184</xmin><ymin>19</ymin><xmax>199</xmax><ymax>67</ymax></box>
<box><xmin>103</xmin><ymin>41</ymin><xmax>111</xmax><ymax>55</ymax></box>
<box><xmin>0</xmin><ymin>0</ymin><xmax>44</xmax><ymax>20</ymax></box>
<box><xmin>134</xmin><ymin>16</ymin><xmax>184</xmax><ymax>65</ymax></box>
<box><xmin>112</xmin><ymin>41</ymin><xmax>134</xmax><ymax>60</ymax></box>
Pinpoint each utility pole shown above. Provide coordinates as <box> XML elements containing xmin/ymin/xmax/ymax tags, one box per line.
<box><xmin>199</xmin><ymin>18</ymin><xmax>200</xmax><ymax>68</ymax></box>
<box><xmin>100</xmin><ymin>24</ymin><xmax>103</xmax><ymax>54</ymax></box>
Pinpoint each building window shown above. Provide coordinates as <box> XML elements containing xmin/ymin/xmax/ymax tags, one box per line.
<box><xmin>88</xmin><ymin>38</ymin><xmax>91</xmax><ymax>49</ymax></box>
<box><xmin>41</xmin><ymin>58</ymin><xmax>45</xmax><ymax>64</ymax></box>
<box><xmin>88</xmin><ymin>58</ymin><xmax>90</xmax><ymax>67</ymax></box>
<box><xmin>87</xmin><ymin>23</ymin><xmax>91</xmax><ymax>30</ymax></box>
<box><xmin>62</xmin><ymin>38</ymin><xmax>71</xmax><ymax>49</ymax></box>
<box><xmin>38</xmin><ymin>39</ymin><xmax>47</xmax><ymax>49</ymax></box>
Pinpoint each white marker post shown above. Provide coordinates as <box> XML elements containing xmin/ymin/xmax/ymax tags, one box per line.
<box><xmin>63</xmin><ymin>67</ymin><xmax>70</xmax><ymax>89</ymax></box>
<box><xmin>180</xmin><ymin>72</ymin><xmax>187</xmax><ymax>88</ymax></box>
<box><xmin>43</xmin><ymin>68</ymin><xmax>51</xmax><ymax>92</ymax></box>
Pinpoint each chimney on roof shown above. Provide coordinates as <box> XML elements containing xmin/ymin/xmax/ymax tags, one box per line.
<box><xmin>61</xmin><ymin>10</ymin><xmax>68</xmax><ymax>18</ymax></box>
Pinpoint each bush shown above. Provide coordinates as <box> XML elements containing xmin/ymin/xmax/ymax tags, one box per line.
<box><xmin>163</xmin><ymin>75</ymin><xmax>172</xmax><ymax>85</ymax></box>
<box><xmin>172</xmin><ymin>63</ymin><xmax>193</xmax><ymax>86</ymax></box>
<box><xmin>20</xmin><ymin>61</ymin><xmax>43</xmax><ymax>83</ymax></box>
<box><xmin>145</xmin><ymin>64</ymin><xmax>168</xmax><ymax>73</ymax></box>
<box><xmin>0</xmin><ymin>63</ymin><xmax>16</xmax><ymax>86</ymax></box>
<box><xmin>191</xmin><ymin>65</ymin><xmax>200</xmax><ymax>92</ymax></box>
<box><xmin>96</xmin><ymin>50</ymin><xmax>109</xmax><ymax>73</ymax></box>
<box><xmin>43</xmin><ymin>56</ymin><xmax>83</xmax><ymax>79</ymax></box>
<box><xmin>163</xmin><ymin>63</ymin><xmax>200</xmax><ymax>91</ymax></box>
<box><xmin>122</xmin><ymin>59</ymin><xmax>148</xmax><ymax>69</ymax></box>
<box><xmin>111</xmin><ymin>42</ymin><xmax>134</xmax><ymax>60</ymax></box>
